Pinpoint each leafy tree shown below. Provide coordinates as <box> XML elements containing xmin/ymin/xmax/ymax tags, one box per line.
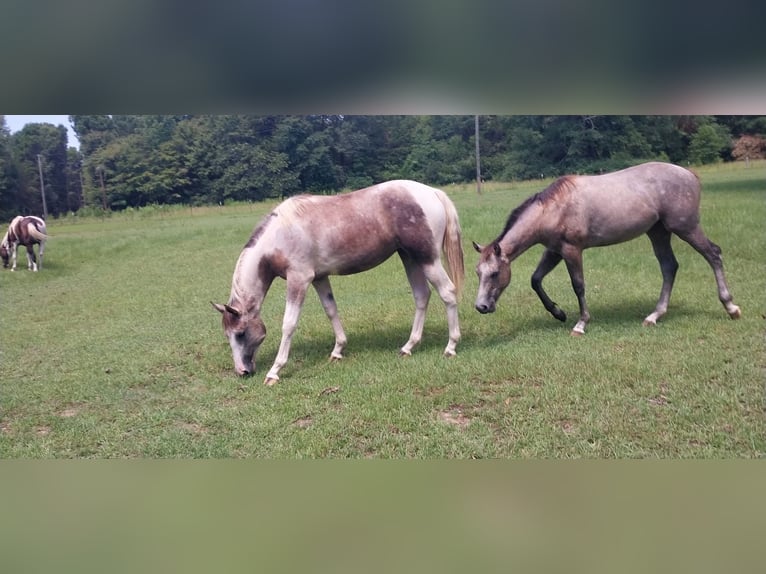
<box><xmin>9</xmin><ymin>123</ymin><xmax>68</xmax><ymax>217</ymax></box>
<box><xmin>5</xmin><ymin>113</ymin><xmax>747</xmax><ymax>214</ymax></box>
<box><xmin>688</xmin><ymin>119</ymin><xmax>732</xmax><ymax>164</ymax></box>
<box><xmin>0</xmin><ymin>117</ymin><xmax>19</xmax><ymax>219</ymax></box>
<box><xmin>65</xmin><ymin>148</ymin><xmax>83</xmax><ymax>212</ymax></box>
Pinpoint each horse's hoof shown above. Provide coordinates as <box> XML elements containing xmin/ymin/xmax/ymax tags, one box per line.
<box><xmin>553</xmin><ymin>308</ymin><xmax>567</xmax><ymax>322</ymax></box>
<box><xmin>729</xmin><ymin>306</ymin><xmax>742</xmax><ymax>320</ymax></box>
<box><xmin>398</xmin><ymin>349</ymin><xmax>412</xmax><ymax>357</ymax></box>
<box><xmin>328</xmin><ymin>354</ymin><xmax>343</xmax><ymax>363</ymax></box>
<box><xmin>642</xmin><ymin>319</ymin><xmax>656</xmax><ymax>327</ymax></box>
<box><xmin>570</xmin><ymin>329</ymin><xmax>584</xmax><ymax>337</ymax></box>
<box><xmin>443</xmin><ymin>351</ymin><xmax>457</xmax><ymax>358</ymax></box>
<box><xmin>264</xmin><ymin>377</ymin><xmax>279</xmax><ymax>386</ymax></box>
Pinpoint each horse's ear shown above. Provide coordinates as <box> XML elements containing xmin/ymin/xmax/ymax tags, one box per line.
<box><xmin>492</xmin><ymin>242</ymin><xmax>502</xmax><ymax>257</ymax></box>
<box><xmin>211</xmin><ymin>302</ymin><xmax>241</xmax><ymax>316</ymax></box>
<box><xmin>472</xmin><ymin>241</ymin><xmax>483</xmax><ymax>253</ymax></box>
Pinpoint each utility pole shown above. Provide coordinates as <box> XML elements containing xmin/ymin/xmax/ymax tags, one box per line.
<box><xmin>475</xmin><ymin>115</ymin><xmax>482</xmax><ymax>195</ymax></box>
<box><xmin>37</xmin><ymin>154</ymin><xmax>49</xmax><ymax>219</ymax></box>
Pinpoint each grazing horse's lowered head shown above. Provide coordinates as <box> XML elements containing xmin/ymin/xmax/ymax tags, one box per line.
<box><xmin>1</xmin><ymin>215</ymin><xmax>47</xmax><ymax>271</ymax></box>
<box><xmin>211</xmin><ymin>300</ymin><xmax>267</xmax><ymax>377</ymax></box>
<box><xmin>213</xmin><ymin>179</ymin><xmax>464</xmax><ymax>384</ymax></box>
<box><xmin>472</xmin><ymin>240</ymin><xmax>511</xmax><ymax>315</ymax></box>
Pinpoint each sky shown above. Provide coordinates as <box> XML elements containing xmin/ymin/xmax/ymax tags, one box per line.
<box><xmin>4</xmin><ymin>115</ymin><xmax>80</xmax><ymax>149</ymax></box>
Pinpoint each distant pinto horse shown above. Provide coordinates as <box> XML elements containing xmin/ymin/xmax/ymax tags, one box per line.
<box><xmin>1</xmin><ymin>215</ymin><xmax>48</xmax><ymax>271</ymax></box>
<box><xmin>473</xmin><ymin>162</ymin><xmax>741</xmax><ymax>335</ymax></box>
<box><xmin>213</xmin><ymin>180</ymin><xmax>465</xmax><ymax>385</ymax></box>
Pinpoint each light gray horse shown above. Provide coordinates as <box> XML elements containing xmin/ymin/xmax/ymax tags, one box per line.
<box><xmin>473</xmin><ymin>162</ymin><xmax>741</xmax><ymax>335</ymax></box>
<box><xmin>213</xmin><ymin>180</ymin><xmax>464</xmax><ymax>384</ymax></box>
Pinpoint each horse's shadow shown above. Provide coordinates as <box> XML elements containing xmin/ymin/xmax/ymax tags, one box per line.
<box><xmin>247</xmin><ymin>297</ymin><xmax>723</xmax><ymax>378</ymax></box>
<box><xmin>460</xmin><ymin>297</ymin><xmax>720</xmax><ymax>350</ymax></box>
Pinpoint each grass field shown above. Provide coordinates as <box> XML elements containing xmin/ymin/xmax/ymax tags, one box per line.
<box><xmin>1</xmin><ymin>161</ymin><xmax>764</xmax><ymax>458</ymax></box>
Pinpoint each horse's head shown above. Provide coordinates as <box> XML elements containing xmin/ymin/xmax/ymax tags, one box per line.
<box><xmin>0</xmin><ymin>243</ymin><xmax>9</xmax><ymax>268</ymax></box>
<box><xmin>212</xmin><ymin>301</ymin><xmax>266</xmax><ymax>376</ymax></box>
<box><xmin>472</xmin><ymin>241</ymin><xmax>511</xmax><ymax>314</ymax></box>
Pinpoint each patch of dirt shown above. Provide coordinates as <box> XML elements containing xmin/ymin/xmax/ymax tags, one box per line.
<box><xmin>648</xmin><ymin>382</ymin><xmax>671</xmax><ymax>406</ymax></box>
<box><xmin>319</xmin><ymin>386</ymin><xmax>340</xmax><ymax>396</ymax></box>
<box><xmin>438</xmin><ymin>405</ymin><xmax>471</xmax><ymax>428</ymax></box>
<box><xmin>178</xmin><ymin>422</ymin><xmax>208</xmax><ymax>434</ymax></box>
<box><xmin>58</xmin><ymin>406</ymin><xmax>81</xmax><ymax>418</ymax></box>
<box><xmin>0</xmin><ymin>421</ymin><xmax>11</xmax><ymax>433</ymax></box>
<box><xmin>560</xmin><ymin>419</ymin><xmax>577</xmax><ymax>435</ymax></box>
<box><xmin>35</xmin><ymin>426</ymin><xmax>51</xmax><ymax>436</ymax></box>
<box><xmin>292</xmin><ymin>415</ymin><xmax>313</xmax><ymax>429</ymax></box>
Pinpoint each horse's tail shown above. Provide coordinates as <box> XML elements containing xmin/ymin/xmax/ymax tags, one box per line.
<box><xmin>434</xmin><ymin>189</ymin><xmax>465</xmax><ymax>298</ymax></box>
<box><xmin>26</xmin><ymin>221</ymin><xmax>48</xmax><ymax>242</ymax></box>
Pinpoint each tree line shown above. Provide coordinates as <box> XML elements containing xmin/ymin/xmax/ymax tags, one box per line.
<box><xmin>1</xmin><ymin>115</ymin><xmax>764</xmax><ymax>219</ymax></box>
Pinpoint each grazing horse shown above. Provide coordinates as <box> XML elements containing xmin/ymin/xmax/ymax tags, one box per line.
<box><xmin>1</xmin><ymin>215</ymin><xmax>48</xmax><ymax>271</ymax></box>
<box><xmin>473</xmin><ymin>162</ymin><xmax>741</xmax><ymax>335</ymax></box>
<box><xmin>213</xmin><ymin>180</ymin><xmax>465</xmax><ymax>384</ymax></box>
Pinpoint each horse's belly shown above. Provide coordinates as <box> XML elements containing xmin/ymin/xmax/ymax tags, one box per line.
<box><xmin>582</xmin><ymin>199</ymin><xmax>659</xmax><ymax>247</ymax></box>
<box><xmin>317</xmin><ymin>241</ymin><xmax>397</xmax><ymax>276</ymax></box>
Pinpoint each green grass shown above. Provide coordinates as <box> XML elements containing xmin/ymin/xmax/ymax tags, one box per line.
<box><xmin>1</xmin><ymin>162</ymin><xmax>764</xmax><ymax>458</ymax></box>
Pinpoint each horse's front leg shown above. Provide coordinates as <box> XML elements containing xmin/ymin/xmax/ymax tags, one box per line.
<box><xmin>531</xmin><ymin>248</ymin><xmax>567</xmax><ymax>322</ymax></box>
<box><xmin>10</xmin><ymin>243</ymin><xmax>18</xmax><ymax>271</ymax></box>
<box><xmin>264</xmin><ymin>277</ymin><xmax>310</xmax><ymax>386</ymax></box>
<box><xmin>312</xmin><ymin>276</ymin><xmax>348</xmax><ymax>361</ymax></box>
<box><xmin>562</xmin><ymin>246</ymin><xmax>590</xmax><ymax>336</ymax></box>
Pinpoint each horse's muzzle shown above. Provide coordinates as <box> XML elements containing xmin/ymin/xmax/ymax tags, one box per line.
<box><xmin>234</xmin><ymin>361</ymin><xmax>255</xmax><ymax>377</ymax></box>
<box><xmin>475</xmin><ymin>302</ymin><xmax>496</xmax><ymax>314</ymax></box>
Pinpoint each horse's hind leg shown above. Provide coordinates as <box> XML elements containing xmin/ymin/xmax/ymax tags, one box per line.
<box><xmin>312</xmin><ymin>276</ymin><xmax>348</xmax><ymax>361</ymax></box>
<box><xmin>421</xmin><ymin>260</ymin><xmax>460</xmax><ymax>357</ymax></box>
<box><xmin>643</xmin><ymin>223</ymin><xmax>679</xmax><ymax>326</ymax></box>
<box><xmin>676</xmin><ymin>225</ymin><xmax>741</xmax><ymax>319</ymax></box>
<box><xmin>26</xmin><ymin>245</ymin><xmax>37</xmax><ymax>271</ymax></box>
<box><xmin>398</xmin><ymin>254</ymin><xmax>432</xmax><ymax>357</ymax></box>
<box><xmin>531</xmin><ymin>248</ymin><xmax>567</xmax><ymax>322</ymax></box>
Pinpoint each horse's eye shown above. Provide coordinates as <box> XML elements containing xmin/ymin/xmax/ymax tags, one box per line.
<box><xmin>490</xmin><ymin>271</ymin><xmax>499</xmax><ymax>279</ymax></box>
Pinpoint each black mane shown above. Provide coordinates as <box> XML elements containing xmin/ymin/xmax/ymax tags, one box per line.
<box><xmin>244</xmin><ymin>211</ymin><xmax>277</xmax><ymax>249</ymax></box>
<box><xmin>493</xmin><ymin>176</ymin><xmax>573</xmax><ymax>244</ymax></box>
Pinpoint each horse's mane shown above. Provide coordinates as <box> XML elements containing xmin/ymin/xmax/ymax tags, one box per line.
<box><xmin>495</xmin><ymin>176</ymin><xmax>575</xmax><ymax>242</ymax></box>
<box><xmin>276</xmin><ymin>194</ymin><xmax>317</xmax><ymax>227</ymax></box>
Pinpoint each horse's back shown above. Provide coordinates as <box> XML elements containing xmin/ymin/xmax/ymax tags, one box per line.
<box><xmin>611</xmin><ymin>162</ymin><xmax>701</xmax><ymax>228</ymax></box>
<box><xmin>266</xmin><ymin>180</ymin><xmax>454</xmax><ymax>275</ymax></box>
<box><xmin>567</xmin><ymin>162</ymin><xmax>701</xmax><ymax>246</ymax></box>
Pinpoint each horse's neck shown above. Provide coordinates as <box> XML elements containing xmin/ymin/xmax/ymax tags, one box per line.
<box><xmin>498</xmin><ymin>203</ymin><xmax>545</xmax><ymax>261</ymax></box>
<box><xmin>231</xmin><ymin>245</ymin><xmax>274</xmax><ymax>313</ymax></box>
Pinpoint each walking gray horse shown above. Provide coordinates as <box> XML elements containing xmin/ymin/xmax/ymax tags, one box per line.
<box><xmin>473</xmin><ymin>162</ymin><xmax>741</xmax><ymax>335</ymax></box>
<box><xmin>213</xmin><ymin>180</ymin><xmax>464</xmax><ymax>384</ymax></box>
